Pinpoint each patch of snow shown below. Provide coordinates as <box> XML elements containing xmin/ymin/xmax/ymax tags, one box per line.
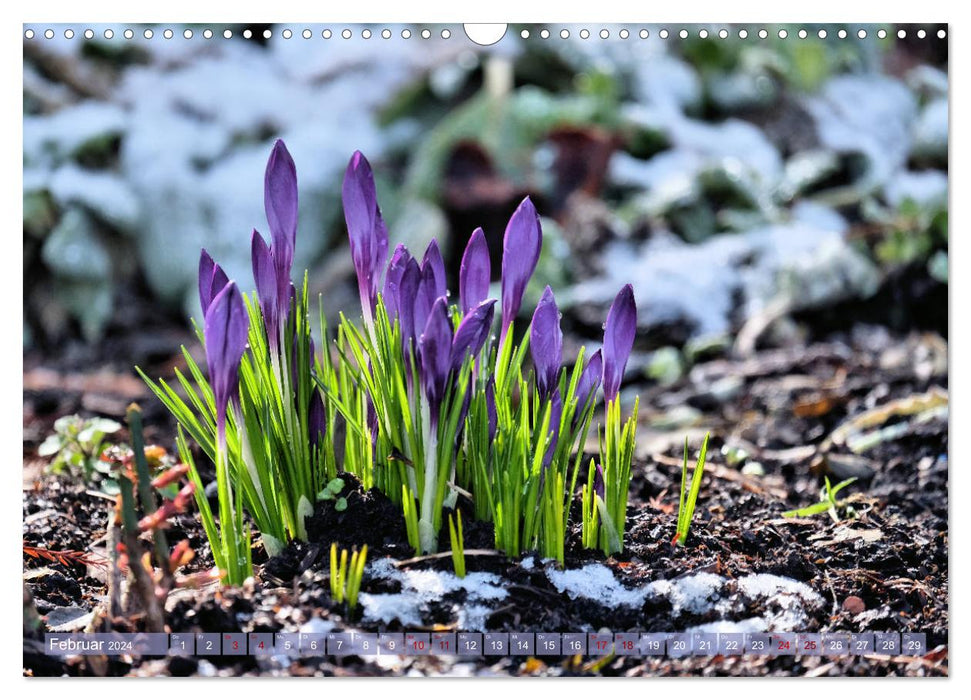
<box><xmin>912</xmin><ymin>98</ymin><xmax>948</xmax><ymax>161</ymax></box>
<box><xmin>48</xmin><ymin>164</ymin><xmax>140</xmax><ymax>232</ymax></box>
<box><xmin>618</xmin><ymin>107</ymin><xmax>783</xmax><ymax>196</ymax></box>
<box><xmin>298</xmin><ymin>617</ymin><xmax>335</xmax><ymax>636</ymax></box>
<box><xmin>547</xmin><ymin>563</ymin><xmax>655</xmax><ymax>607</ymax></box>
<box><xmin>568</xmin><ymin>201</ymin><xmax>881</xmax><ymax>339</ymax></box>
<box><xmin>23</xmin><ymin>101</ymin><xmax>127</xmax><ymax>169</ymax></box>
<box><xmin>630</xmin><ymin>55</ymin><xmax>703</xmax><ymax>116</ymax></box>
<box><xmin>668</xmin><ymin>572</ymin><xmax>726</xmax><ymax>615</ymax></box>
<box><xmin>803</xmin><ymin>75</ymin><xmax>917</xmax><ymax>191</ymax></box>
<box><xmin>684</xmin><ymin>617</ymin><xmax>767</xmax><ymax>634</ymax></box>
<box><xmin>360</xmin><ymin>557</ymin><xmax>508</xmax><ymax>630</ymax></box>
<box><xmin>359</xmin><ymin>592</ymin><xmax>425</xmax><ymax>627</ymax></box>
<box><xmin>544</xmin><ymin>563</ymin><xmax>823</xmax><ymax>632</ymax></box>
<box><xmin>457</xmin><ymin>604</ymin><xmax>495</xmax><ymax>632</ymax></box>
<box><xmin>736</xmin><ymin>573</ymin><xmax>821</xmax><ymax>602</ymax></box>
<box><xmin>884</xmin><ymin>170</ymin><xmax>948</xmax><ymax>209</ymax></box>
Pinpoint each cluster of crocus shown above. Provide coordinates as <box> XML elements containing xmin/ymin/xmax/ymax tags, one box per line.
<box><xmin>337</xmin><ymin>151</ymin><xmax>639</xmax><ymax>559</ymax></box>
<box><xmin>145</xmin><ymin>140</ymin><xmax>642</xmax><ymax>583</ymax></box>
<box><xmin>143</xmin><ymin>141</ymin><xmax>335</xmax><ymax>583</ymax></box>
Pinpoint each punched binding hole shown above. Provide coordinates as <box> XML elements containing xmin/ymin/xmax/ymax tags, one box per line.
<box><xmin>463</xmin><ymin>24</ymin><xmax>507</xmax><ymax>46</ymax></box>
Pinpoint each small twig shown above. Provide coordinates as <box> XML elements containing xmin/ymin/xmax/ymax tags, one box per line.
<box><xmin>393</xmin><ymin>549</ymin><xmax>504</xmax><ymax>569</ymax></box>
<box><xmin>23</xmin><ymin>543</ymin><xmax>107</xmax><ymax>571</ymax></box>
<box><xmin>823</xmin><ymin>569</ymin><xmax>840</xmax><ymax>618</ymax></box>
<box><xmin>106</xmin><ymin>504</ymin><xmax>123</xmax><ymax>621</ymax></box>
<box><xmin>84</xmin><ymin>489</ymin><xmax>120</xmax><ymax>502</ymax></box>
<box><xmin>651</xmin><ymin>452</ymin><xmax>788</xmax><ymax>499</ymax></box>
<box><xmin>117</xmin><ymin>474</ymin><xmax>165</xmax><ymax>632</ymax></box>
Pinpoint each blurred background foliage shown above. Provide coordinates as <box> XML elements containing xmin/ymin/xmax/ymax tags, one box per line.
<box><xmin>23</xmin><ymin>23</ymin><xmax>947</xmax><ymax>374</ymax></box>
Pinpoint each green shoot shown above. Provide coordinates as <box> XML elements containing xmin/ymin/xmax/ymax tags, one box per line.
<box><xmin>448</xmin><ymin>510</ymin><xmax>466</xmax><ymax>578</ymax></box>
<box><xmin>330</xmin><ymin>543</ymin><xmax>368</xmax><ymax>615</ymax></box>
<box><xmin>783</xmin><ymin>476</ymin><xmax>859</xmax><ymax>522</ymax></box>
<box><xmin>674</xmin><ymin>432</ymin><xmax>710</xmax><ymax>546</ymax></box>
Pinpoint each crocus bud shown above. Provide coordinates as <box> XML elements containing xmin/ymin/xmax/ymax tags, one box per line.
<box><xmin>264</xmin><ymin>140</ymin><xmax>298</xmax><ymax>294</ymax></box>
<box><xmin>413</xmin><ymin>260</ymin><xmax>438</xmax><ymax>342</ymax></box>
<box><xmin>530</xmin><ymin>286</ymin><xmax>562</xmax><ymax>400</ymax></box>
<box><xmin>603</xmin><ymin>284</ymin><xmax>636</xmax><ymax>403</ymax></box>
<box><xmin>199</xmin><ymin>249</ymin><xmax>229</xmax><ymax>317</ymax></box>
<box><xmin>500</xmin><ymin>197</ymin><xmax>542</xmax><ymax>341</ymax></box>
<box><xmin>451</xmin><ymin>299</ymin><xmax>496</xmax><ymax>374</ymax></box>
<box><xmin>251</xmin><ymin>230</ymin><xmax>279</xmax><ymax>342</ymax></box>
<box><xmin>419</xmin><ymin>297</ymin><xmax>453</xmax><ymax>425</ymax></box>
<box><xmin>343</xmin><ymin>151</ymin><xmax>389</xmax><ymax>319</ymax></box>
<box><xmin>382</xmin><ymin>244</ymin><xmax>412</xmax><ymax>318</ymax></box>
<box><xmin>398</xmin><ymin>256</ymin><xmax>421</xmax><ymax>356</ymax></box>
<box><xmin>204</xmin><ymin>282</ymin><xmax>249</xmax><ymax>443</ymax></box>
<box><xmin>459</xmin><ymin>227</ymin><xmax>490</xmax><ymax>316</ymax></box>
<box><xmin>421</xmin><ymin>239</ymin><xmax>447</xmax><ymax>300</ymax></box>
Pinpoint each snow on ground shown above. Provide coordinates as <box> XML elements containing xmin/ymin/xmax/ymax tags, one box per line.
<box><xmin>547</xmin><ymin>562</ymin><xmax>823</xmax><ymax>632</ymax></box>
<box><xmin>358</xmin><ymin>557</ymin><xmax>823</xmax><ymax>633</ymax></box>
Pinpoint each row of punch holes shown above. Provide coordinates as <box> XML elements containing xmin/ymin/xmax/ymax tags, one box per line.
<box><xmin>24</xmin><ymin>26</ymin><xmax>948</xmax><ymax>42</ymax></box>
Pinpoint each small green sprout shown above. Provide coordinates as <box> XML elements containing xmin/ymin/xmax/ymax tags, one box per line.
<box><xmin>401</xmin><ymin>485</ymin><xmax>421</xmax><ymax>554</ymax></box>
<box><xmin>330</xmin><ymin>543</ymin><xmax>367</xmax><ymax>615</ymax></box>
<box><xmin>783</xmin><ymin>476</ymin><xmax>859</xmax><ymax>522</ymax></box>
<box><xmin>317</xmin><ymin>477</ymin><xmax>347</xmax><ymax>512</ymax></box>
<box><xmin>448</xmin><ymin>510</ymin><xmax>466</xmax><ymax>578</ymax></box>
<box><xmin>38</xmin><ymin>414</ymin><xmax>121</xmax><ymax>484</ymax></box>
<box><xmin>673</xmin><ymin>432</ymin><xmax>710</xmax><ymax>546</ymax></box>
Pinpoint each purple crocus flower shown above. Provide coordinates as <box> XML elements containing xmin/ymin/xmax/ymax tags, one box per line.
<box><xmin>198</xmin><ymin>249</ymin><xmax>229</xmax><ymax>317</ymax></box>
<box><xmin>412</xmin><ymin>261</ymin><xmax>438</xmax><ymax>343</ymax></box>
<box><xmin>450</xmin><ymin>299</ymin><xmax>496</xmax><ymax>373</ymax></box>
<box><xmin>343</xmin><ymin>151</ymin><xmax>389</xmax><ymax>322</ymax></box>
<box><xmin>500</xmin><ymin>197</ymin><xmax>542</xmax><ymax>342</ymax></box>
<box><xmin>309</xmin><ymin>390</ymin><xmax>326</xmax><ymax>449</ymax></box>
<box><xmin>575</xmin><ymin>349</ymin><xmax>603</xmax><ymax>416</ymax></box>
<box><xmin>459</xmin><ymin>227</ymin><xmax>490</xmax><ymax>316</ymax></box>
<box><xmin>421</xmin><ymin>239</ymin><xmax>447</xmax><ymax>300</ymax></box>
<box><xmin>418</xmin><ymin>297</ymin><xmax>453</xmax><ymax>426</ymax></box>
<box><xmin>204</xmin><ymin>282</ymin><xmax>249</xmax><ymax>445</ymax></box>
<box><xmin>398</xmin><ymin>256</ymin><xmax>421</xmax><ymax>357</ymax></box>
<box><xmin>382</xmin><ymin>244</ymin><xmax>412</xmax><ymax>318</ymax></box>
<box><xmin>602</xmin><ymin>284</ymin><xmax>637</xmax><ymax>403</ymax></box>
<box><xmin>530</xmin><ymin>286</ymin><xmax>562</xmax><ymax>400</ymax></box>
<box><xmin>264</xmin><ymin>140</ymin><xmax>298</xmax><ymax>296</ymax></box>
<box><xmin>251</xmin><ymin>230</ymin><xmax>280</xmax><ymax>341</ymax></box>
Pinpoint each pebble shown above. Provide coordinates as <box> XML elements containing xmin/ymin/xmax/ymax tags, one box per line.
<box><xmin>741</xmin><ymin>462</ymin><xmax>765</xmax><ymax>477</ymax></box>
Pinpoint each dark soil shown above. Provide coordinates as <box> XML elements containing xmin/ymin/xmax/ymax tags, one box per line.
<box><xmin>23</xmin><ymin>323</ymin><xmax>948</xmax><ymax>677</ymax></box>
